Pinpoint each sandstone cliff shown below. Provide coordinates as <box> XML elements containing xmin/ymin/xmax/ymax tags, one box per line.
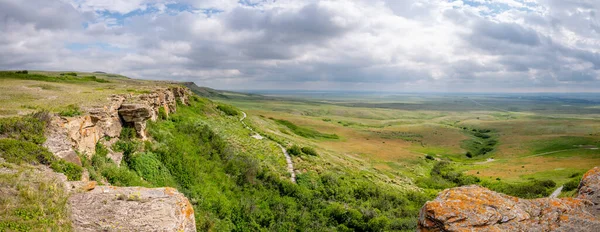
<box><xmin>43</xmin><ymin>86</ymin><xmax>190</xmax><ymax>164</ymax></box>
<box><xmin>418</xmin><ymin>167</ymin><xmax>600</xmax><ymax>231</ymax></box>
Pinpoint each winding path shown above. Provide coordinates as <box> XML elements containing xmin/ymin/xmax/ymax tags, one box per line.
<box><xmin>240</xmin><ymin>111</ymin><xmax>296</xmax><ymax>183</ymax></box>
<box><xmin>550</xmin><ymin>185</ymin><xmax>563</xmax><ymax>198</ymax></box>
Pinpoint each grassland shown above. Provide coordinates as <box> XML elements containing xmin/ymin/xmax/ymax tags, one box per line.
<box><xmin>219</xmin><ymin>92</ymin><xmax>600</xmax><ymax>187</ymax></box>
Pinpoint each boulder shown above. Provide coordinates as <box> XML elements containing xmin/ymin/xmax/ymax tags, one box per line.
<box><xmin>69</xmin><ymin>185</ymin><xmax>196</xmax><ymax>232</ymax></box>
<box><xmin>118</xmin><ymin>103</ymin><xmax>153</xmax><ymax>140</ymax></box>
<box><xmin>418</xmin><ymin>167</ymin><xmax>600</xmax><ymax>231</ymax></box>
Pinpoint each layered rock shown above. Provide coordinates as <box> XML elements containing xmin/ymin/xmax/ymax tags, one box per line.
<box><xmin>43</xmin><ymin>87</ymin><xmax>191</xmax><ymax>159</ymax></box>
<box><xmin>68</xmin><ymin>185</ymin><xmax>196</xmax><ymax>232</ymax></box>
<box><xmin>418</xmin><ymin>167</ymin><xmax>600</xmax><ymax>231</ymax></box>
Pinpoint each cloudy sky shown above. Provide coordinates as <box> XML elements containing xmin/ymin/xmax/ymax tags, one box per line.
<box><xmin>1</xmin><ymin>0</ymin><xmax>599</xmax><ymax>92</ymax></box>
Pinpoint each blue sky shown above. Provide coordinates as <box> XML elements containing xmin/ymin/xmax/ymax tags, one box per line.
<box><xmin>1</xmin><ymin>0</ymin><xmax>599</xmax><ymax>92</ymax></box>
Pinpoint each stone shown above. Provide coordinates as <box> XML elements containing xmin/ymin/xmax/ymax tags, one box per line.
<box><xmin>69</xmin><ymin>185</ymin><xmax>196</xmax><ymax>232</ymax></box>
<box><xmin>418</xmin><ymin>167</ymin><xmax>600</xmax><ymax>231</ymax></box>
<box><xmin>118</xmin><ymin>103</ymin><xmax>153</xmax><ymax>140</ymax></box>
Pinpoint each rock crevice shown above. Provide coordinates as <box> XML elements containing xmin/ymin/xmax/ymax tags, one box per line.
<box><xmin>418</xmin><ymin>167</ymin><xmax>600</xmax><ymax>231</ymax></box>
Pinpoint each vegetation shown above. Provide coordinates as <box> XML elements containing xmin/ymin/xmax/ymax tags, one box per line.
<box><xmin>217</xmin><ymin>104</ymin><xmax>240</xmax><ymax>116</ymax></box>
<box><xmin>0</xmin><ymin>163</ymin><xmax>72</xmax><ymax>231</ymax></box>
<box><xmin>0</xmin><ymin>71</ymin><xmax>110</xmax><ymax>84</ymax></box>
<box><xmin>0</xmin><ymin>114</ymin><xmax>82</xmax><ymax>181</ymax></box>
<box><xmin>59</xmin><ymin>104</ymin><xmax>82</xmax><ymax>117</ymax></box>
<box><xmin>461</xmin><ymin>128</ymin><xmax>497</xmax><ymax>157</ymax></box>
<box><xmin>301</xmin><ymin>146</ymin><xmax>318</xmax><ymax>156</ymax></box>
<box><xmin>274</xmin><ymin>118</ymin><xmax>339</xmax><ymax>139</ymax></box>
<box><xmin>287</xmin><ymin>145</ymin><xmax>302</xmax><ymax>156</ymax></box>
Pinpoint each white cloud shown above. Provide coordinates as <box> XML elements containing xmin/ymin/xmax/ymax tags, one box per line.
<box><xmin>0</xmin><ymin>0</ymin><xmax>599</xmax><ymax>91</ymax></box>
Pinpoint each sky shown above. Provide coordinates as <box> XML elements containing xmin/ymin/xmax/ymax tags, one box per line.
<box><xmin>1</xmin><ymin>0</ymin><xmax>600</xmax><ymax>92</ymax></box>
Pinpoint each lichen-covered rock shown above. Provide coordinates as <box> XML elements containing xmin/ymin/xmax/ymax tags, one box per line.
<box><xmin>578</xmin><ymin>167</ymin><xmax>600</xmax><ymax>217</ymax></box>
<box><xmin>68</xmin><ymin>185</ymin><xmax>196</xmax><ymax>232</ymax></box>
<box><xmin>418</xmin><ymin>167</ymin><xmax>600</xmax><ymax>231</ymax></box>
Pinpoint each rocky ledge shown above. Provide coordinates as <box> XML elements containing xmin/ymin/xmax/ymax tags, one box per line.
<box><xmin>69</xmin><ymin>184</ymin><xmax>196</xmax><ymax>232</ymax></box>
<box><xmin>418</xmin><ymin>167</ymin><xmax>600</xmax><ymax>231</ymax></box>
<box><xmin>43</xmin><ymin>86</ymin><xmax>190</xmax><ymax>164</ymax></box>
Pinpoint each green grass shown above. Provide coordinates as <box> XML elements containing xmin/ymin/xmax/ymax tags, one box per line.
<box><xmin>0</xmin><ymin>163</ymin><xmax>72</xmax><ymax>231</ymax></box>
<box><xmin>216</xmin><ymin>103</ymin><xmax>240</xmax><ymax>116</ymax></box>
<box><xmin>273</xmin><ymin>118</ymin><xmax>339</xmax><ymax>139</ymax></box>
<box><xmin>58</xmin><ymin>104</ymin><xmax>82</xmax><ymax>117</ymax></box>
<box><xmin>0</xmin><ymin>71</ymin><xmax>110</xmax><ymax>84</ymax></box>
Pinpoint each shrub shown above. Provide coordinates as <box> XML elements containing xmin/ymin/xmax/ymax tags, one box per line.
<box><xmin>50</xmin><ymin>160</ymin><xmax>82</xmax><ymax>181</ymax></box>
<box><xmin>58</xmin><ymin>104</ymin><xmax>82</xmax><ymax>117</ymax></box>
<box><xmin>129</xmin><ymin>152</ymin><xmax>177</xmax><ymax>187</ymax></box>
<box><xmin>216</xmin><ymin>104</ymin><xmax>239</xmax><ymax>116</ymax></box>
<box><xmin>301</xmin><ymin>147</ymin><xmax>318</xmax><ymax>156</ymax></box>
<box><xmin>158</xmin><ymin>107</ymin><xmax>168</xmax><ymax>120</ymax></box>
<box><xmin>101</xmin><ymin>165</ymin><xmax>148</xmax><ymax>187</ymax></box>
<box><xmin>61</xmin><ymin>72</ymin><xmax>77</xmax><ymax>76</ymax></box>
<box><xmin>287</xmin><ymin>145</ymin><xmax>302</xmax><ymax>156</ymax></box>
<box><xmin>465</xmin><ymin>152</ymin><xmax>472</xmax><ymax>158</ymax></box>
<box><xmin>425</xmin><ymin>154</ymin><xmax>435</xmax><ymax>160</ymax></box>
<box><xmin>120</xmin><ymin>127</ymin><xmax>137</xmax><ymax>140</ymax></box>
<box><xmin>274</xmin><ymin>119</ymin><xmax>339</xmax><ymax>139</ymax></box>
<box><xmin>0</xmin><ymin>112</ymin><xmax>48</xmax><ymax>144</ymax></box>
<box><xmin>0</xmin><ymin>139</ymin><xmax>55</xmax><ymax>165</ymax></box>
<box><xmin>15</xmin><ymin>70</ymin><xmax>28</xmax><ymax>74</ymax></box>
<box><xmin>563</xmin><ymin>178</ymin><xmax>581</xmax><ymax>191</ymax></box>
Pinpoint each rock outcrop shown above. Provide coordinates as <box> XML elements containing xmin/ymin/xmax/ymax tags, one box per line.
<box><xmin>43</xmin><ymin>86</ymin><xmax>190</xmax><ymax>159</ymax></box>
<box><xmin>69</xmin><ymin>185</ymin><xmax>196</xmax><ymax>232</ymax></box>
<box><xmin>418</xmin><ymin>167</ymin><xmax>600</xmax><ymax>231</ymax></box>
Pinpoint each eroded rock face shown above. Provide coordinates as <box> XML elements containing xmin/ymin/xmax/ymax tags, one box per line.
<box><xmin>44</xmin><ymin>87</ymin><xmax>191</xmax><ymax>157</ymax></box>
<box><xmin>69</xmin><ymin>185</ymin><xmax>196</xmax><ymax>232</ymax></box>
<box><xmin>418</xmin><ymin>167</ymin><xmax>600</xmax><ymax>231</ymax></box>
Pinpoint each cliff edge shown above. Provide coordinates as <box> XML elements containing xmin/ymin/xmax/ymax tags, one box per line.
<box><xmin>418</xmin><ymin>167</ymin><xmax>600</xmax><ymax>231</ymax></box>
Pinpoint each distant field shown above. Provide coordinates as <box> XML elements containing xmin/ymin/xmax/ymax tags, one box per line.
<box><xmin>221</xmin><ymin>92</ymin><xmax>600</xmax><ymax>185</ymax></box>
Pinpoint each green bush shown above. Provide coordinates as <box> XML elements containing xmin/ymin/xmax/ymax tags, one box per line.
<box><xmin>287</xmin><ymin>145</ymin><xmax>302</xmax><ymax>156</ymax></box>
<box><xmin>120</xmin><ymin>127</ymin><xmax>137</xmax><ymax>140</ymax></box>
<box><xmin>58</xmin><ymin>104</ymin><xmax>82</xmax><ymax>117</ymax></box>
<box><xmin>50</xmin><ymin>160</ymin><xmax>82</xmax><ymax>181</ymax></box>
<box><xmin>0</xmin><ymin>139</ymin><xmax>55</xmax><ymax>165</ymax></box>
<box><xmin>216</xmin><ymin>104</ymin><xmax>239</xmax><ymax>116</ymax></box>
<box><xmin>563</xmin><ymin>178</ymin><xmax>580</xmax><ymax>191</ymax></box>
<box><xmin>15</xmin><ymin>70</ymin><xmax>28</xmax><ymax>74</ymax></box>
<box><xmin>301</xmin><ymin>147</ymin><xmax>318</xmax><ymax>156</ymax></box>
<box><xmin>61</xmin><ymin>72</ymin><xmax>77</xmax><ymax>76</ymax></box>
<box><xmin>158</xmin><ymin>107</ymin><xmax>168</xmax><ymax>120</ymax></box>
<box><xmin>129</xmin><ymin>152</ymin><xmax>177</xmax><ymax>187</ymax></box>
<box><xmin>0</xmin><ymin>112</ymin><xmax>48</xmax><ymax>144</ymax></box>
<box><xmin>101</xmin><ymin>165</ymin><xmax>149</xmax><ymax>187</ymax></box>
<box><xmin>274</xmin><ymin>119</ymin><xmax>339</xmax><ymax>139</ymax></box>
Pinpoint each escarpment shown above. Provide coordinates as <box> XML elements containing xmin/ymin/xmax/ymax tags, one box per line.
<box><xmin>418</xmin><ymin>167</ymin><xmax>600</xmax><ymax>231</ymax></box>
<box><xmin>43</xmin><ymin>86</ymin><xmax>190</xmax><ymax>164</ymax></box>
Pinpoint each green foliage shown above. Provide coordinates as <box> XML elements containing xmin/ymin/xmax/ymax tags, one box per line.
<box><xmin>461</xmin><ymin>127</ymin><xmax>497</xmax><ymax>157</ymax></box>
<box><xmin>217</xmin><ymin>104</ymin><xmax>240</xmax><ymax>116</ymax></box>
<box><xmin>0</xmin><ymin>167</ymin><xmax>72</xmax><ymax>231</ymax></box>
<box><xmin>120</xmin><ymin>126</ymin><xmax>138</xmax><ymax>140</ymax></box>
<box><xmin>158</xmin><ymin>107</ymin><xmax>168</xmax><ymax>120</ymax></box>
<box><xmin>101</xmin><ymin>165</ymin><xmax>149</xmax><ymax>187</ymax></box>
<box><xmin>425</xmin><ymin>154</ymin><xmax>434</xmax><ymax>160</ymax></box>
<box><xmin>0</xmin><ymin>71</ymin><xmax>110</xmax><ymax>83</ymax></box>
<box><xmin>15</xmin><ymin>70</ymin><xmax>28</xmax><ymax>74</ymax></box>
<box><xmin>50</xmin><ymin>160</ymin><xmax>83</xmax><ymax>181</ymax></box>
<box><xmin>143</xmin><ymin>100</ymin><xmax>431</xmax><ymax>231</ymax></box>
<box><xmin>129</xmin><ymin>152</ymin><xmax>178</xmax><ymax>187</ymax></box>
<box><xmin>482</xmin><ymin>179</ymin><xmax>556</xmax><ymax>198</ymax></box>
<box><xmin>0</xmin><ymin>111</ymin><xmax>49</xmax><ymax>144</ymax></box>
<box><xmin>301</xmin><ymin>146</ymin><xmax>318</xmax><ymax>156</ymax></box>
<box><xmin>61</xmin><ymin>72</ymin><xmax>77</xmax><ymax>76</ymax></box>
<box><xmin>0</xmin><ymin>139</ymin><xmax>55</xmax><ymax>165</ymax></box>
<box><xmin>287</xmin><ymin>145</ymin><xmax>302</xmax><ymax>156</ymax></box>
<box><xmin>274</xmin><ymin>118</ymin><xmax>339</xmax><ymax>139</ymax></box>
<box><xmin>59</xmin><ymin>104</ymin><xmax>82</xmax><ymax>117</ymax></box>
<box><xmin>563</xmin><ymin>175</ymin><xmax>582</xmax><ymax>192</ymax></box>
<box><xmin>417</xmin><ymin>161</ymin><xmax>480</xmax><ymax>189</ymax></box>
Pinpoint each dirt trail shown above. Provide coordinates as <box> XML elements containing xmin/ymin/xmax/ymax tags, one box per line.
<box><xmin>240</xmin><ymin>111</ymin><xmax>296</xmax><ymax>183</ymax></box>
<box><xmin>550</xmin><ymin>185</ymin><xmax>563</xmax><ymax>198</ymax></box>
